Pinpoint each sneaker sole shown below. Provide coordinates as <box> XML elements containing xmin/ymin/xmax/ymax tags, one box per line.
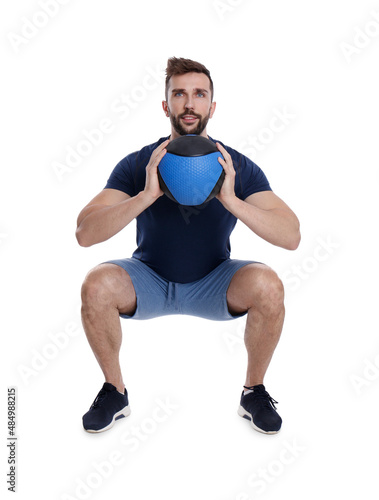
<box><xmin>85</xmin><ymin>405</ymin><xmax>131</xmax><ymax>433</ymax></box>
<box><xmin>237</xmin><ymin>405</ymin><xmax>280</xmax><ymax>435</ymax></box>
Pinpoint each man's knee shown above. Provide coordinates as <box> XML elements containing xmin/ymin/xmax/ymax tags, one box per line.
<box><xmin>234</xmin><ymin>264</ymin><xmax>284</xmax><ymax>313</ymax></box>
<box><xmin>251</xmin><ymin>266</ymin><xmax>284</xmax><ymax>313</ymax></box>
<box><xmin>81</xmin><ymin>264</ymin><xmax>135</xmax><ymax>309</ymax></box>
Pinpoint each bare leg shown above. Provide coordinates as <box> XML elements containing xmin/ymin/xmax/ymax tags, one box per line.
<box><xmin>81</xmin><ymin>264</ymin><xmax>136</xmax><ymax>394</ymax></box>
<box><xmin>226</xmin><ymin>263</ymin><xmax>285</xmax><ymax>388</ymax></box>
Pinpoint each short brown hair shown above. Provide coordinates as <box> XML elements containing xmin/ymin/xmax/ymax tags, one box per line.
<box><xmin>165</xmin><ymin>57</ymin><xmax>214</xmax><ymax>101</ymax></box>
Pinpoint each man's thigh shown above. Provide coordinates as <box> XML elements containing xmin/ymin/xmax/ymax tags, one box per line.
<box><xmin>102</xmin><ymin>258</ymin><xmax>170</xmax><ymax>320</ymax></box>
<box><xmin>179</xmin><ymin>259</ymin><xmax>257</xmax><ymax>320</ymax></box>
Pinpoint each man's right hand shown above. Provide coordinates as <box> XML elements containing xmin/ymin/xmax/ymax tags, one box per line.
<box><xmin>143</xmin><ymin>139</ymin><xmax>170</xmax><ymax>201</ymax></box>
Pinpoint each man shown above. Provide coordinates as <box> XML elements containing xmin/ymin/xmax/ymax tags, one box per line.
<box><xmin>76</xmin><ymin>57</ymin><xmax>300</xmax><ymax>435</ymax></box>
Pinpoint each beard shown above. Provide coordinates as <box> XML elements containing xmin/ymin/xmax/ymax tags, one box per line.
<box><xmin>167</xmin><ymin>107</ymin><xmax>211</xmax><ymax>136</ymax></box>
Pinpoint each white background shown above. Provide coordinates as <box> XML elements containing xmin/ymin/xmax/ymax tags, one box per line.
<box><xmin>1</xmin><ymin>0</ymin><xmax>378</xmax><ymax>498</ymax></box>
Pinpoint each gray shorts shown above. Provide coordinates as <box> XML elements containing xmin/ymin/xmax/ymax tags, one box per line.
<box><xmin>104</xmin><ymin>257</ymin><xmax>257</xmax><ymax>321</ymax></box>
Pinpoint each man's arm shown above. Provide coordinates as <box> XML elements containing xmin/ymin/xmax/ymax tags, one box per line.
<box><xmin>215</xmin><ymin>142</ymin><xmax>300</xmax><ymax>251</ymax></box>
<box><xmin>75</xmin><ymin>189</ymin><xmax>154</xmax><ymax>247</ymax></box>
<box><xmin>75</xmin><ymin>139</ymin><xmax>169</xmax><ymax>247</ymax></box>
<box><xmin>221</xmin><ymin>190</ymin><xmax>300</xmax><ymax>250</ymax></box>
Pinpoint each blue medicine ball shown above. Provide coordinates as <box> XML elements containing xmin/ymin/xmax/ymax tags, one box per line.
<box><xmin>158</xmin><ymin>134</ymin><xmax>225</xmax><ymax>206</ymax></box>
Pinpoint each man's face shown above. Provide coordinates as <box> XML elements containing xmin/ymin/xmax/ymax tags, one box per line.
<box><xmin>163</xmin><ymin>72</ymin><xmax>216</xmax><ymax>139</ymax></box>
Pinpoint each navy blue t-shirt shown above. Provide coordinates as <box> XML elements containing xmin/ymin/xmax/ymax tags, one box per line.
<box><xmin>105</xmin><ymin>136</ymin><xmax>271</xmax><ymax>283</ymax></box>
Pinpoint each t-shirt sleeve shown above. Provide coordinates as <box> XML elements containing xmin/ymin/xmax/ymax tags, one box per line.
<box><xmin>239</xmin><ymin>155</ymin><xmax>272</xmax><ymax>200</ymax></box>
<box><xmin>104</xmin><ymin>156</ymin><xmax>136</xmax><ymax>197</ymax></box>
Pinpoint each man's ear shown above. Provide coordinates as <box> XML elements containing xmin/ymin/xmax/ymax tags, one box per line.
<box><xmin>162</xmin><ymin>100</ymin><xmax>169</xmax><ymax>117</ymax></box>
<box><xmin>209</xmin><ymin>101</ymin><xmax>216</xmax><ymax>119</ymax></box>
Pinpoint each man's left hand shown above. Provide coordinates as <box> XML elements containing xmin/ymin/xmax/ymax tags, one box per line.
<box><xmin>215</xmin><ymin>142</ymin><xmax>236</xmax><ymax>205</ymax></box>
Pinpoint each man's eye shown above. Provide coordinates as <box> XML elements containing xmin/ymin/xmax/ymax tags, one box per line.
<box><xmin>197</xmin><ymin>93</ymin><xmax>204</xmax><ymax>97</ymax></box>
<box><xmin>175</xmin><ymin>92</ymin><xmax>183</xmax><ymax>97</ymax></box>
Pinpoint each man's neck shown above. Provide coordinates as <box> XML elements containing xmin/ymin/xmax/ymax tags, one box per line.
<box><xmin>169</xmin><ymin>129</ymin><xmax>209</xmax><ymax>140</ymax></box>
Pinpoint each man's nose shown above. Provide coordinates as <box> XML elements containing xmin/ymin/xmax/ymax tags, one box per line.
<box><xmin>184</xmin><ymin>96</ymin><xmax>194</xmax><ymax>110</ymax></box>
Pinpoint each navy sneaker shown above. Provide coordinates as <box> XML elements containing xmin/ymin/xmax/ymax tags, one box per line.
<box><xmin>82</xmin><ymin>382</ymin><xmax>131</xmax><ymax>433</ymax></box>
<box><xmin>238</xmin><ymin>384</ymin><xmax>282</xmax><ymax>434</ymax></box>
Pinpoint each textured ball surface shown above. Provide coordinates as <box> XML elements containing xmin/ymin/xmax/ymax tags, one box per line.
<box><xmin>158</xmin><ymin>135</ymin><xmax>225</xmax><ymax>206</ymax></box>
